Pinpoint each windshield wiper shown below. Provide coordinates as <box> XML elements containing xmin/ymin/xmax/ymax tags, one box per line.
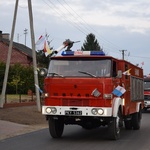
<box><xmin>78</xmin><ymin>71</ymin><xmax>96</xmax><ymax>77</ymax></box>
<box><xmin>48</xmin><ymin>72</ymin><xmax>64</xmax><ymax>78</ymax></box>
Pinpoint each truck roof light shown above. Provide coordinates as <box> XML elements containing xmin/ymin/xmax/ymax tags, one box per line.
<box><xmin>90</xmin><ymin>51</ymin><xmax>105</xmax><ymax>55</ymax></box>
<box><xmin>61</xmin><ymin>51</ymin><xmax>74</xmax><ymax>55</ymax></box>
<box><xmin>61</xmin><ymin>51</ymin><xmax>105</xmax><ymax>56</ymax></box>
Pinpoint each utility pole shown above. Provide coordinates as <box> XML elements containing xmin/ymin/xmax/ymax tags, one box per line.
<box><xmin>24</xmin><ymin>28</ymin><xmax>28</xmax><ymax>46</ymax></box>
<box><xmin>17</xmin><ymin>33</ymin><xmax>19</xmax><ymax>42</ymax></box>
<box><xmin>0</xmin><ymin>0</ymin><xmax>19</xmax><ymax>108</ymax></box>
<box><xmin>120</xmin><ymin>50</ymin><xmax>127</xmax><ymax>60</ymax></box>
<box><xmin>28</xmin><ymin>0</ymin><xmax>41</xmax><ymax>112</ymax></box>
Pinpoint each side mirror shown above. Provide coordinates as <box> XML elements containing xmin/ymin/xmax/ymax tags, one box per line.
<box><xmin>39</xmin><ymin>68</ymin><xmax>48</xmax><ymax>76</ymax></box>
<box><xmin>117</xmin><ymin>70</ymin><xmax>122</xmax><ymax>78</ymax></box>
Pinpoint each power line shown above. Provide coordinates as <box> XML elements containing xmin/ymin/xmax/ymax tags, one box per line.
<box><xmin>57</xmin><ymin>0</ymin><xmax>92</xmax><ymax>34</ymax></box>
<box><xmin>52</xmin><ymin>0</ymin><xmax>122</xmax><ymax>53</ymax></box>
<box><xmin>129</xmin><ymin>55</ymin><xmax>150</xmax><ymax>59</ymax></box>
<box><xmin>42</xmin><ymin>0</ymin><xmax>149</xmax><ymax>61</ymax></box>
<box><xmin>43</xmin><ymin>0</ymin><xmax>88</xmax><ymax>35</ymax></box>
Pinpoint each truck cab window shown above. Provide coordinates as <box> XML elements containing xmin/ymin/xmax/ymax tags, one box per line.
<box><xmin>112</xmin><ymin>61</ymin><xmax>117</xmax><ymax>77</ymax></box>
<box><xmin>48</xmin><ymin>59</ymin><xmax>111</xmax><ymax>77</ymax></box>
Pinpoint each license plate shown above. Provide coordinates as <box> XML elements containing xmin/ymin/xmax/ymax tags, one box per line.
<box><xmin>65</xmin><ymin>111</ymin><xmax>82</xmax><ymax>115</ymax></box>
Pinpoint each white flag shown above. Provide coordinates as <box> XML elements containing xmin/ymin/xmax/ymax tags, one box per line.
<box><xmin>35</xmin><ymin>35</ymin><xmax>45</xmax><ymax>51</ymax></box>
<box><xmin>112</xmin><ymin>85</ymin><xmax>126</xmax><ymax>97</ymax></box>
<box><xmin>123</xmin><ymin>68</ymin><xmax>131</xmax><ymax>76</ymax></box>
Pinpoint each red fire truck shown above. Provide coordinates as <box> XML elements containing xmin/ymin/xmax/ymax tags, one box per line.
<box><xmin>41</xmin><ymin>48</ymin><xmax>144</xmax><ymax>140</ymax></box>
<box><xmin>143</xmin><ymin>77</ymin><xmax>150</xmax><ymax>111</ymax></box>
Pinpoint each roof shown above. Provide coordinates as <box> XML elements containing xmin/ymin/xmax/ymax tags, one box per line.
<box><xmin>1</xmin><ymin>38</ymin><xmax>32</xmax><ymax>57</ymax></box>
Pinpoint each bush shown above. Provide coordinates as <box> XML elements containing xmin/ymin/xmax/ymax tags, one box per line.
<box><xmin>0</xmin><ymin>62</ymin><xmax>44</xmax><ymax>94</ymax></box>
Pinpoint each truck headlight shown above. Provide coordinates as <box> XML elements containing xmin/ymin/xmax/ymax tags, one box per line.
<box><xmin>97</xmin><ymin>108</ymin><xmax>104</xmax><ymax>115</ymax></box>
<box><xmin>91</xmin><ymin>108</ymin><xmax>98</xmax><ymax>115</ymax></box>
<box><xmin>46</xmin><ymin>107</ymin><xmax>52</xmax><ymax>113</ymax></box>
<box><xmin>91</xmin><ymin>108</ymin><xmax>104</xmax><ymax>115</ymax></box>
<box><xmin>51</xmin><ymin>107</ymin><xmax>57</xmax><ymax>114</ymax></box>
<box><xmin>45</xmin><ymin>107</ymin><xmax>57</xmax><ymax>114</ymax></box>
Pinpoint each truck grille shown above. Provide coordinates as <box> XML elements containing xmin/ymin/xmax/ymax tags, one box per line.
<box><xmin>62</xmin><ymin>99</ymin><xmax>89</xmax><ymax>106</ymax></box>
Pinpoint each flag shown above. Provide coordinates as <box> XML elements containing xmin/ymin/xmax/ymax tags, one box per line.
<box><xmin>35</xmin><ymin>35</ymin><xmax>45</xmax><ymax>51</ymax></box>
<box><xmin>112</xmin><ymin>85</ymin><xmax>126</xmax><ymax>97</ymax></box>
<box><xmin>141</xmin><ymin>62</ymin><xmax>144</xmax><ymax>66</ymax></box>
<box><xmin>123</xmin><ymin>68</ymin><xmax>131</xmax><ymax>75</ymax></box>
<box><xmin>44</xmin><ymin>40</ymin><xmax>52</xmax><ymax>57</ymax></box>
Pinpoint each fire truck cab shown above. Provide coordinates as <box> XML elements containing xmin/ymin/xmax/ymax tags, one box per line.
<box><xmin>42</xmin><ymin>50</ymin><xmax>144</xmax><ymax>140</ymax></box>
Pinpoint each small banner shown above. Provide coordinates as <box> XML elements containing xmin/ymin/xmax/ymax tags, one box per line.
<box><xmin>112</xmin><ymin>85</ymin><xmax>126</xmax><ymax>97</ymax></box>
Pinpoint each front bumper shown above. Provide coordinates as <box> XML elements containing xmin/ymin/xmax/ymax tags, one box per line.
<box><xmin>144</xmin><ymin>101</ymin><xmax>150</xmax><ymax>108</ymax></box>
<box><xmin>42</xmin><ymin>106</ymin><xmax>112</xmax><ymax>117</ymax></box>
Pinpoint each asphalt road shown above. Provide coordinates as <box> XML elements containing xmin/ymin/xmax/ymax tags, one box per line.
<box><xmin>1</xmin><ymin>111</ymin><xmax>150</xmax><ymax>150</ymax></box>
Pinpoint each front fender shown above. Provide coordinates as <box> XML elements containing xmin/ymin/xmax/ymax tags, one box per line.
<box><xmin>112</xmin><ymin>97</ymin><xmax>123</xmax><ymax>117</ymax></box>
<box><xmin>136</xmin><ymin>102</ymin><xmax>142</xmax><ymax>112</ymax></box>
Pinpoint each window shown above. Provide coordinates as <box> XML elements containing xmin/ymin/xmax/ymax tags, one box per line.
<box><xmin>48</xmin><ymin>59</ymin><xmax>111</xmax><ymax>77</ymax></box>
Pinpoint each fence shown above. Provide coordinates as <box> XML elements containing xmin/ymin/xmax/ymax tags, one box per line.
<box><xmin>4</xmin><ymin>94</ymin><xmax>36</xmax><ymax>104</ymax></box>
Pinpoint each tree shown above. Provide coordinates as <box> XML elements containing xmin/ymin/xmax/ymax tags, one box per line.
<box><xmin>0</xmin><ymin>63</ymin><xmax>44</xmax><ymax>94</ymax></box>
<box><xmin>81</xmin><ymin>33</ymin><xmax>103</xmax><ymax>51</ymax></box>
<box><xmin>0</xmin><ymin>62</ymin><xmax>5</xmax><ymax>93</ymax></box>
<box><xmin>36</xmin><ymin>51</ymin><xmax>50</xmax><ymax>68</ymax></box>
<box><xmin>7</xmin><ymin>75</ymin><xmax>24</xmax><ymax>94</ymax></box>
<box><xmin>7</xmin><ymin>64</ymin><xmax>26</xmax><ymax>94</ymax></box>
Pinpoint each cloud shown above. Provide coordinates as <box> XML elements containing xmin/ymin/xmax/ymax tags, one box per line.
<box><xmin>63</xmin><ymin>0</ymin><xmax>150</xmax><ymax>34</ymax></box>
<box><xmin>1</xmin><ymin>0</ymin><xmax>150</xmax><ymax>74</ymax></box>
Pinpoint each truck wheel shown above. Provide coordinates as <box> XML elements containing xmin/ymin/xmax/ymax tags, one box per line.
<box><xmin>48</xmin><ymin>117</ymin><xmax>64</xmax><ymax>138</ymax></box>
<box><xmin>124</xmin><ymin>119</ymin><xmax>132</xmax><ymax>130</ymax></box>
<box><xmin>108</xmin><ymin>110</ymin><xmax>121</xmax><ymax>140</ymax></box>
<box><xmin>132</xmin><ymin>108</ymin><xmax>142</xmax><ymax>130</ymax></box>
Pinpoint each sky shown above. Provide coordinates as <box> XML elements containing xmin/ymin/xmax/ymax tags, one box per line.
<box><xmin>0</xmin><ymin>0</ymin><xmax>150</xmax><ymax>75</ymax></box>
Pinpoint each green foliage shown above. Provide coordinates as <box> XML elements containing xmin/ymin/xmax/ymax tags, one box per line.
<box><xmin>7</xmin><ymin>64</ymin><xmax>24</xmax><ymax>94</ymax></box>
<box><xmin>81</xmin><ymin>33</ymin><xmax>103</xmax><ymax>51</ymax></box>
<box><xmin>0</xmin><ymin>63</ymin><xmax>44</xmax><ymax>94</ymax></box>
<box><xmin>36</xmin><ymin>51</ymin><xmax>50</xmax><ymax>68</ymax></box>
<box><xmin>0</xmin><ymin>62</ymin><xmax>5</xmax><ymax>92</ymax></box>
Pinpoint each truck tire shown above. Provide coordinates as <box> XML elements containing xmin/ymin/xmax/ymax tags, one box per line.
<box><xmin>132</xmin><ymin>108</ymin><xmax>142</xmax><ymax>130</ymax></box>
<box><xmin>108</xmin><ymin>110</ymin><xmax>121</xmax><ymax>140</ymax></box>
<box><xmin>124</xmin><ymin>119</ymin><xmax>132</xmax><ymax>130</ymax></box>
<box><xmin>48</xmin><ymin>116</ymin><xmax>64</xmax><ymax>138</ymax></box>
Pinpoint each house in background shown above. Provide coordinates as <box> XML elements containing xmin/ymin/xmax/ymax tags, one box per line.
<box><xmin>0</xmin><ymin>30</ymin><xmax>32</xmax><ymax>66</ymax></box>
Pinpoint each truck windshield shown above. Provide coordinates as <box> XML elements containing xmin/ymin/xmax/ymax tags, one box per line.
<box><xmin>144</xmin><ymin>81</ymin><xmax>150</xmax><ymax>90</ymax></box>
<box><xmin>48</xmin><ymin>59</ymin><xmax>111</xmax><ymax>77</ymax></box>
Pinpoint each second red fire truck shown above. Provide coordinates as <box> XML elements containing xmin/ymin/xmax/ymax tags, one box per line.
<box><xmin>143</xmin><ymin>76</ymin><xmax>150</xmax><ymax>111</ymax></box>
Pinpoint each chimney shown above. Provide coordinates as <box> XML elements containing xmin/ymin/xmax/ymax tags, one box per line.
<box><xmin>0</xmin><ymin>30</ymin><xmax>2</xmax><ymax>41</ymax></box>
<box><xmin>2</xmin><ymin>33</ymin><xmax>10</xmax><ymax>40</ymax></box>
